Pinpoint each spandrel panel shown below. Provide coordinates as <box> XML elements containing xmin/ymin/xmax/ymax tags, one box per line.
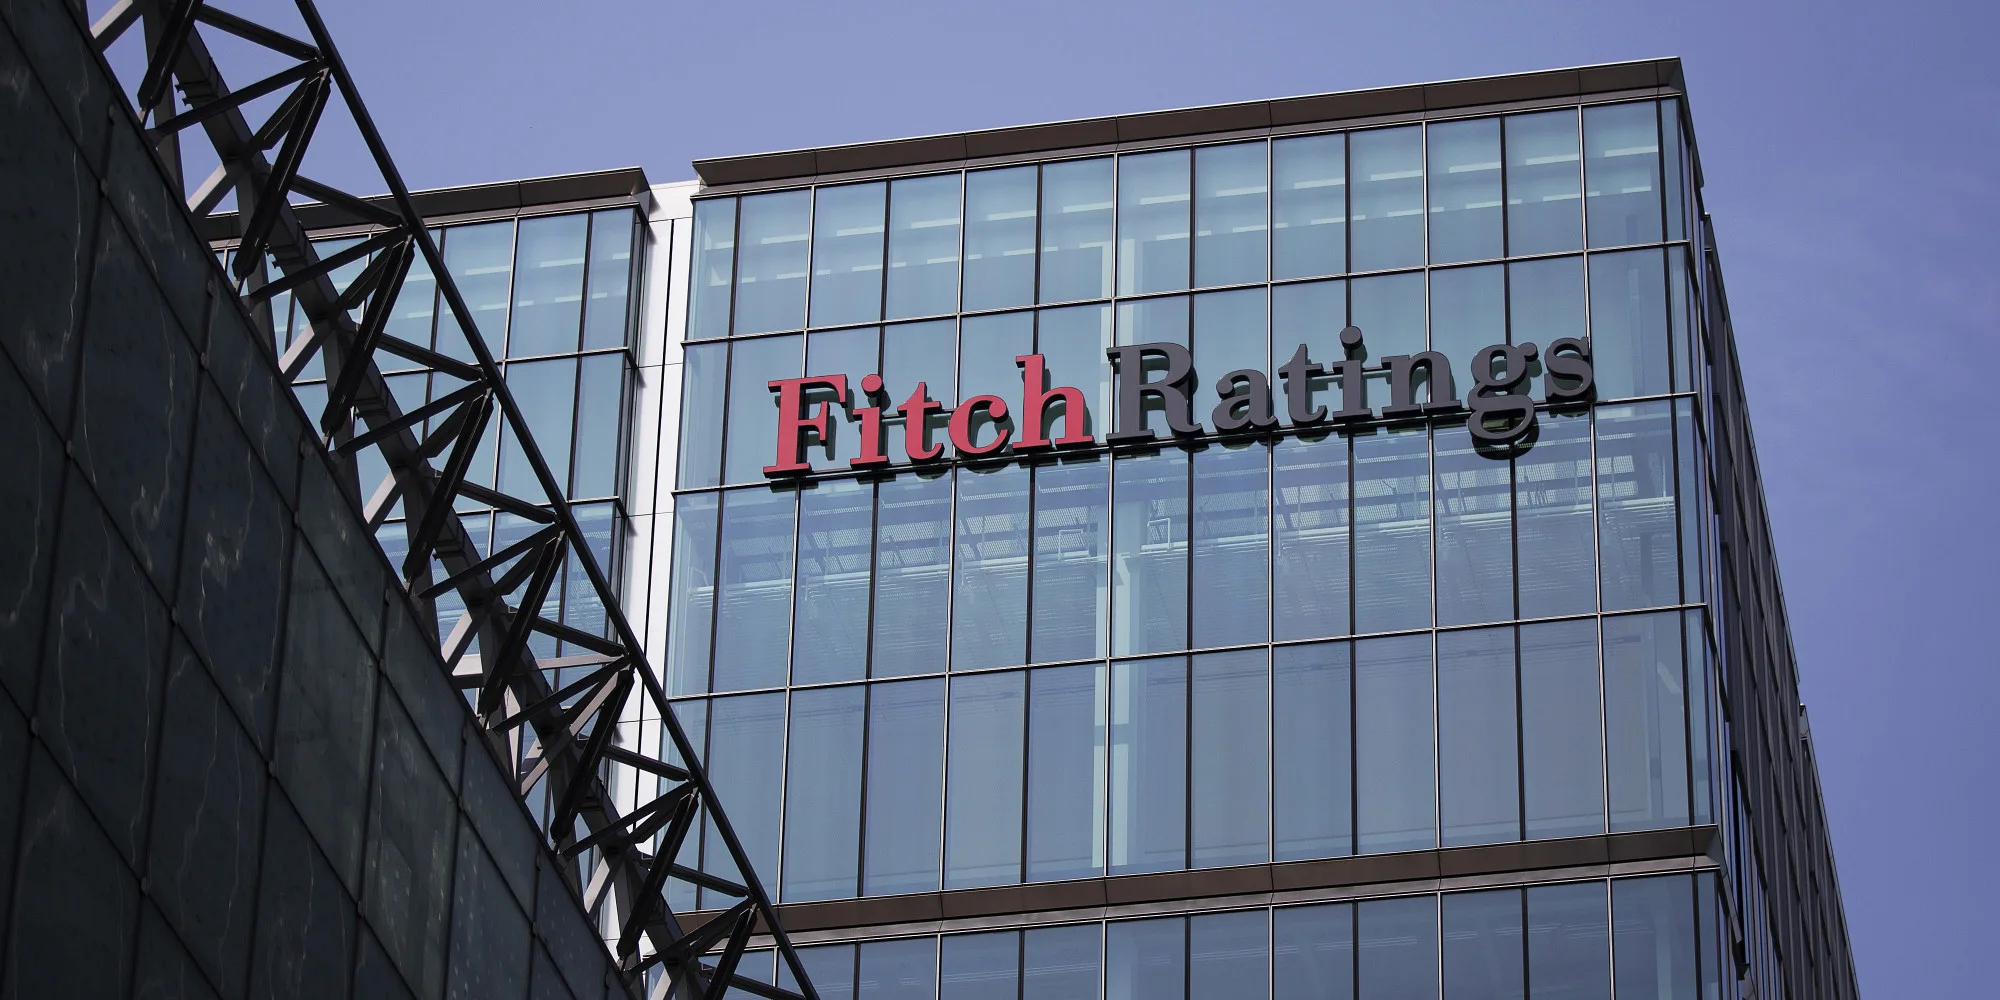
<box><xmin>1111</xmin><ymin>447</ymin><xmax>1188</xmax><ymax>657</ymax></box>
<box><xmin>1191</xmin><ymin>649</ymin><xmax>1269</xmax><ymax>868</ymax></box>
<box><xmin>508</xmin><ymin>213</ymin><xmax>587</xmax><ymax>357</ymax></box>
<box><xmin>1194</xmin><ymin>141</ymin><xmax>1268</xmax><ymax>287</ymax></box>
<box><xmin>1191</xmin><ymin>442</ymin><xmax>1270</xmax><ymax>649</ymax></box>
<box><xmin>1349</xmin><ymin>126</ymin><xmax>1424</xmax><ymax>271</ymax></box>
<box><xmin>1026</xmin><ymin>663</ymin><xmax>1107</xmax><ymax>883</ymax></box>
<box><xmin>886</xmin><ymin>174</ymin><xmax>963</xmax><ymax>320</ymax></box>
<box><xmin>734</xmin><ymin>189</ymin><xmax>812</xmax><ymax>335</ymax></box>
<box><xmin>1040</xmin><ymin>158</ymin><xmax>1114</xmax><ymax>303</ymax></box>
<box><xmin>944</xmin><ymin>671</ymin><xmax>1025</xmax><ymax>888</ymax></box>
<box><xmin>1438</xmin><ymin>627</ymin><xmax>1518</xmax><ymax>847</ymax></box>
<box><xmin>783</xmin><ymin>685</ymin><xmax>865</xmax><ymax>902</ymax></box>
<box><xmin>1505</xmin><ymin>110</ymin><xmax>1582</xmax><ymax>256</ymax></box>
<box><xmin>1584</xmin><ymin>102</ymin><xmax>1664</xmax><ymax>248</ymax></box>
<box><xmin>1109</xmin><ymin>656</ymin><xmax>1187</xmax><ymax>876</ymax></box>
<box><xmin>963</xmin><ymin>167</ymin><xmax>1037</xmax><ymax>312</ymax></box>
<box><xmin>1118</xmin><ymin>149</ymin><xmax>1191</xmax><ymax>296</ymax></box>
<box><xmin>689</xmin><ymin>197</ymin><xmax>738</xmax><ymax>340</ymax></box>
<box><xmin>811</xmin><ymin>182</ymin><xmax>887</xmax><ymax>328</ymax></box>
<box><xmin>1427</xmin><ymin>117</ymin><xmax>1503</xmax><ymax>264</ymax></box>
<box><xmin>950</xmin><ymin>465</ymin><xmax>1029</xmax><ymax>671</ymax></box>
<box><xmin>1274</xmin><ymin>642</ymin><xmax>1352</xmax><ymax>860</ymax></box>
<box><xmin>792</xmin><ymin>479</ymin><xmax>874</xmax><ymax>685</ymax></box>
<box><xmin>712</xmin><ymin>487</ymin><xmax>796</xmax><ymax>692</ymax></box>
<box><xmin>864</xmin><ymin>679</ymin><xmax>945</xmax><ymax>896</ymax></box>
<box><xmin>872</xmin><ymin>473</ymin><xmax>952</xmax><ymax>677</ymax></box>
<box><xmin>1031</xmin><ymin>457</ymin><xmax>1109</xmax><ymax>663</ymax></box>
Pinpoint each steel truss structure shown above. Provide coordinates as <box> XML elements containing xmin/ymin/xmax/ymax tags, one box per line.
<box><xmin>86</xmin><ymin>2</ymin><xmax>816</xmax><ymax>997</ymax></box>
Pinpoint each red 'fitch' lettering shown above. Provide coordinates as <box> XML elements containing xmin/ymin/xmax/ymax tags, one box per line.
<box><xmin>763</xmin><ymin>375</ymin><xmax>848</xmax><ymax>476</ymax></box>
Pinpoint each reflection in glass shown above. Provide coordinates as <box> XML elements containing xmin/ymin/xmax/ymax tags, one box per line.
<box><xmin>1025</xmin><ymin>924</ymin><xmax>1102</xmax><ymax>1000</ymax></box>
<box><xmin>944</xmin><ymin>671</ymin><xmax>1024</xmax><ymax>888</ymax></box>
<box><xmin>1604</xmin><ymin>612</ymin><xmax>1690</xmax><ymax>832</ymax></box>
<box><xmin>1109</xmin><ymin>657</ymin><xmax>1186</xmax><ymax>876</ymax></box>
<box><xmin>1192</xmin><ymin>650</ymin><xmax>1268</xmax><ymax>868</ymax></box>
<box><xmin>1040</xmin><ymin>158</ymin><xmax>1114</xmax><ymax>303</ymax></box>
<box><xmin>496</xmin><ymin>358</ymin><xmax>574</xmax><ymax>501</ymax></box>
<box><xmin>887</xmin><ymin>174</ymin><xmax>963</xmax><ymax>320</ymax></box>
<box><xmin>1584</xmin><ymin>102</ymin><xmax>1663</xmax><ymax>248</ymax></box>
<box><xmin>713</xmin><ymin>488</ymin><xmax>796</xmax><ymax>692</ymax></box>
<box><xmin>1032</xmin><ymin>458</ymin><xmax>1109</xmax><ymax>663</ymax></box>
<box><xmin>1352</xmin><ymin>427</ymin><xmax>1431</xmax><ymax>634</ymax></box>
<box><xmin>873</xmin><ymin>474</ymin><xmax>952</xmax><ymax>677</ymax></box>
<box><xmin>792</xmin><ymin>479</ymin><xmax>873</xmax><ymax>685</ymax></box>
<box><xmin>1191</xmin><ymin>443</ymin><xmax>1270</xmax><ymax>648</ymax></box>
<box><xmin>1443</xmin><ymin>888</ymin><xmax>1523</xmax><ymax>999</ymax></box>
<box><xmin>1106</xmin><ymin>918</ymin><xmax>1184</xmax><ymax>1000</ymax></box>
<box><xmin>1195</xmin><ymin>142</ymin><xmax>1268</xmax><ymax>287</ymax></box>
<box><xmin>1275</xmin><ymin>642</ymin><xmax>1351</xmax><ymax>860</ymax></box>
<box><xmin>1505</xmin><ymin>110</ymin><xmax>1582</xmax><ymax>256</ymax></box>
<box><xmin>941</xmin><ymin>932</ymin><xmax>1016</xmax><ymax>1000</ymax></box>
<box><xmin>865</xmin><ymin>679</ymin><xmax>945</xmax><ymax>897</ymax></box>
<box><xmin>1356</xmin><ymin>635</ymin><xmax>1434</xmax><ymax>854</ymax></box>
<box><xmin>963</xmin><ymin>167</ymin><xmax>1037</xmax><ymax>312</ymax></box>
<box><xmin>783</xmin><ymin>685</ymin><xmax>863</xmax><ymax>902</ymax></box>
<box><xmin>665</xmin><ymin>492</ymin><xmax>718</xmax><ymax>696</ymax></box>
<box><xmin>1528</xmin><ymin>881</ymin><xmax>1610</xmax><ymax>1000</ymax></box>
<box><xmin>734</xmin><ymin>190</ymin><xmax>812</xmax><ymax>335</ymax></box>
<box><xmin>1358</xmin><ymin>895</ymin><xmax>1439</xmax><ymax>1000</ymax></box>
<box><xmin>1428</xmin><ymin>118</ymin><xmax>1503</xmax><ymax>264</ymax></box>
<box><xmin>690</xmin><ymin>198</ymin><xmax>737</xmax><ymax>340</ymax></box>
<box><xmin>1349</xmin><ymin>126</ymin><xmax>1424</xmax><ymax>271</ymax></box>
<box><xmin>1273</xmin><ymin>133</ymin><xmax>1346</xmax><ymax>279</ymax></box>
<box><xmin>1273</xmin><ymin>433</ymin><xmax>1350</xmax><ymax>641</ymax></box>
<box><xmin>1191</xmin><ymin>911</ymin><xmax>1268</xmax><ymax>1000</ymax></box>
<box><xmin>582</xmin><ymin>209</ymin><xmax>636</xmax><ymax>350</ymax></box>
<box><xmin>811</xmin><ymin>182</ymin><xmax>887</xmax><ymax>328</ymax></box>
<box><xmin>1588</xmin><ymin>249</ymin><xmax>1671</xmax><ymax>400</ymax></box>
<box><xmin>677</xmin><ymin>342</ymin><xmax>726</xmax><ymax>489</ymax></box>
<box><xmin>1275</xmin><ymin>903</ymin><xmax>1354</xmax><ymax>1000</ymax></box>
<box><xmin>703</xmin><ymin>693</ymin><xmax>784</xmax><ymax>903</ymax></box>
<box><xmin>1026</xmin><ymin>663</ymin><xmax>1107</xmax><ymax>882</ymax></box>
<box><xmin>782</xmin><ymin>944</ymin><xmax>855</xmax><ymax>999</ymax></box>
<box><xmin>1434</xmin><ymin>422</ymin><xmax>1514</xmax><ymax>626</ymax></box>
<box><xmin>722</xmin><ymin>333</ymin><xmax>801</xmax><ymax>484</ymax></box>
<box><xmin>1118</xmin><ymin>149</ymin><xmax>1191</xmax><ymax>295</ymax></box>
<box><xmin>1520</xmin><ymin>619</ymin><xmax>1604</xmax><ymax>838</ymax></box>
<box><xmin>571</xmin><ymin>352</ymin><xmax>624</xmax><ymax>498</ymax></box>
<box><xmin>1596</xmin><ymin>401</ymin><xmax>1679</xmax><ymax>610</ymax></box>
<box><xmin>1439</xmin><ymin>627</ymin><xmax>1518</xmax><ymax>847</ymax></box>
<box><xmin>1515</xmin><ymin>410</ymin><xmax>1595</xmax><ymax>618</ymax></box>
<box><xmin>859</xmin><ymin>937</ymin><xmax>937</xmax><ymax>1000</ymax></box>
<box><xmin>1612</xmin><ymin>875</ymin><xmax>1697</xmax><ymax>1000</ymax></box>
<box><xmin>1112</xmin><ymin>448</ymin><xmax>1188</xmax><ymax>657</ymax></box>
<box><xmin>508</xmin><ymin>213</ymin><xmax>587</xmax><ymax>357</ymax></box>
<box><xmin>950</xmin><ymin>466</ymin><xmax>1029</xmax><ymax>670</ymax></box>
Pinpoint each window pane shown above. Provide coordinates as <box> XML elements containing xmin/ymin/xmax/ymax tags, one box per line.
<box><xmin>1037</xmin><ymin>304</ymin><xmax>1114</xmax><ymax>441</ymax></box>
<box><xmin>1192</xmin><ymin>286</ymin><xmax>1268</xmax><ymax>423</ymax></box>
<box><xmin>561</xmin><ymin>501</ymin><xmax>616</xmax><ymax>647</ymax></box>
<box><xmin>1113</xmin><ymin>296</ymin><xmax>1189</xmax><ymax>439</ymax></box>
<box><xmin>1604</xmin><ymin>612</ymin><xmax>1690</xmax><ymax>832</ymax></box>
<box><xmin>873</xmin><ymin>473</ymin><xmax>952</xmax><ymax>678</ymax></box>
<box><xmin>1026</xmin><ymin>663</ymin><xmax>1107</xmax><ymax>882</ymax></box>
<box><xmin>1428</xmin><ymin>264</ymin><xmax>1503</xmax><ymax>375</ymax></box>
<box><xmin>1106</xmin><ymin>918</ymin><xmax>1184</xmax><ymax>1000</ymax></box>
<box><xmin>781</xmin><ymin>944</ymin><xmax>855</xmax><ymax>999</ymax></box>
<box><xmin>1040</xmin><ymin>158</ymin><xmax>1114</xmax><ymax>303</ymax></box>
<box><xmin>722</xmin><ymin>333</ymin><xmax>802</xmax><ymax>484</ymax></box>
<box><xmin>713</xmin><ymin>488</ymin><xmax>796</xmax><ymax>692</ymax></box>
<box><xmin>1355</xmin><ymin>635</ymin><xmax>1434</xmax><ymax>854</ymax></box>
<box><xmin>886</xmin><ymin>175</ymin><xmax>963</xmax><ymax>320</ymax></box>
<box><xmin>783</xmin><ymin>685</ymin><xmax>863</xmax><ymax>902</ymax></box>
<box><xmin>1353</xmin><ymin>426</ymin><xmax>1431</xmax><ymax>634</ymax></box>
<box><xmin>1192</xmin><ymin>443</ymin><xmax>1270</xmax><ymax>648</ymax></box>
<box><xmin>666</xmin><ymin>493</ymin><xmax>718</xmax><ymax>696</ymax></box>
<box><xmin>1520</xmin><ymin>619</ymin><xmax>1604</xmax><ymax>839</ymax></box>
<box><xmin>735</xmin><ymin>190</ymin><xmax>812</xmax><ymax>335</ymax></box>
<box><xmin>1428</xmin><ymin>118</ymin><xmax>1503</xmax><ymax>264</ymax></box>
<box><xmin>439</xmin><ymin>221</ymin><xmax>513</xmax><ymax>361</ymax></box>
<box><xmin>944</xmin><ymin>671</ymin><xmax>1024</xmax><ymax>888</ymax></box>
<box><xmin>1528</xmin><ymin>881</ymin><xmax>1609</xmax><ymax>1000</ymax></box>
<box><xmin>1192</xmin><ymin>910</ymin><xmax>1268</xmax><ymax>1000</ymax></box>
<box><xmin>1584</xmin><ymin>102</ymin><xmax>1663</xmax><ymax>248</ymax></box>
<box><xmin>1276</xmin><ymin>903</ymin><xmax>1354</xmax><ymax>1000</ymax></box>
<box><xmin>1508</xmin><ymin>256</ymin><xmax>1585</xmax><ymax>353</ymax></box>
<box><xmin>1111</xmin><ymin>448</ymin><xmax>1188</xmax><ymax>657</ymax></box>
<box><xmin>1662</xmin><ymin>100</ymin><xmax>1688</xmax><ymax>243</ymax></box>
<box><xmin>1505</xmin><ymin>110</ymin><xmax>1582</xmax><ymax>256</ymax></box>
<box><xmin>1195</xmin><ymin>142</ymin><xmax>1268</xmax><ymax>287</ymax></box>
<box><xmin>1434</xmin><ymin>422</ymin><xmax>1513</xmax><ymax>626</ymax></box>
<box><xmin>1612</xmin><ymin>876</ymin><xmax>1696</xmax><ymax>1000</ymax></box>
<box><xmin>1192</xmin><ymin>649</ymin><xmax>1268</xmax><ymax>868</ymax></box>
<box><xmin>963</xmin><ymin>167</ymin><xmax>1037</xmax><ymax>312</ymax></box>
<box><xmin>509</xmin><ymin>214</ymin><xmax>587</xmax><ymax>357</ymax></box>
<box><xmin>1273</xmin><ymin>133</ymin><xmax>1346</xmax><ymax>279</ymax></box>
<box><xmin>677</xmin><ymin>341</ymin><xmax>727</xmax><ymax>489</ymax></box>
<box><xmin>1596</xmin><ymin>401</ymin><xmax>1679</xmax><ymax>611</ymax></box>
<box><xmin>1032</xmin><ymin>458</ymin><xmax>1109</xmax><ymax>663</ymax></box>
<box><xmin>1025</xmin><ymin>925</ymin><xmax>1102</xmax><ymax>1000</ymax></box>
<box><xmin>1443</xmin><ymin>888</ymin><xmax>1523</xmax><ymax>1000</ymax></box>
<box><xmin>1358</xmin><ymin>896</ymin><xmax>1439</xmax><ymax>1000</ymax></box>
<box><xmin>496</xmin><ymin>358</ymin><xmax>574</xmax><ymax>501</ymax></box>
<box><xmin>859</xmin><ymin>938</ymin><xmax>937</xmax><ymax>1000</ymax></box>
<box><xmin>1118</xmin><ymin>149</ymin><xmax>1191</xmax><ymax>295</ymax></box>
<box><xmin>1349</xmin><ymin>126</ymin><xmax>1424</xmax><ymax>271</ymax></box>
<box><xmin>1515</xmin><ymin>410</ymin><xmax>1596</xmax><ymax>619</ymax></box>
<box><xmin>865</xmin><ymin>679</ymin><xmax>945</xmax><ymax>896</ymax></box>
<box><xmin>690</xmin><ymin>198</ymin><xmax>737</xmax><ymax>341</ymax></box>
<box><xmin>1274</xmin><ymin>642</ymin><xmax>1352</xmax><ymax>860</ymax></box>
<box><xmin>1273</xmin><ymin>433</ymin><xmax>1350</xmax><ymax>641</ymax></box>
<box><xmin>793</xmin><ymin>479</ymin><xmax>873</xmax><ymax>685</ymax></box>
<box><xmin>1350</xmin><ymin>272</ymin><xmax>1425</xmax><ymax>410</ymax></box>
<box><xmin>1439</xmin><ymin>627</ymin><xmax>1518</xmax><ymax>847</ymax></box>
<box><xmin>386</xmin><ymin>233</ymin><xmax>438</xmax><ymax>351</ymax></box>
<box><xmin>811</xmin><ymin>182</ymin><xmax>887</xmax><ymax>328</ymax></box>
<box><xmin>958</xmin><ymin>311</ymin><xmax>1032</xmax><ymax>451</ymax></box>
<box><xmin>951</xmin><ymin>465</ymin><xmax>1029</xmax><ymax>671</ymax></box>
<box><xmin>882</xmin><ymin>319</ymin><xmax>958</xmax><ymax>463</ymax></box>
<box><xmin>582</xmin><ymin>209</ymin><xmax>636</xmax><ymax>349</ymax></box>
<box><xmin>1588</xmin><ymin>249</ymin><xmax>1671</xmax><ymax>401</ymax></box>
<box><xmin>571</xmin><ymin>352</ymin><xmax>624</xmax><ymax>498</ymax></box>
<box><xmin>806</xmin><ymin>325</ymin><xmax>881</xmax><ymax>472</ymax></box>
<box><xmin>1109</xmin><ymin>656</ymin><xmax>1187</xmax><ymax>876</ymax></box>
<box><xmin>941</xmin><ymin>932</ymin><xmax>1017</xmax><ymax>1000</ymax></box>
<box><xmin>703</xmin><ymin>693</ymin><xmax>785</xmax><ymax>903</ymax></box>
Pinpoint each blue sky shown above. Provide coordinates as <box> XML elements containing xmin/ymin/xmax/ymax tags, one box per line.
<box><xmin>247</xmin><ymin>0</ymin><xmax>1991</xmax><ymax>991</ymax></box>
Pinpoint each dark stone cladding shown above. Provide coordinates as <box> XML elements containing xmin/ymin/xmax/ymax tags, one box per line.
<box><xmin>691</xmin><ymin>826</ymin><xmax>1719</xmax><ymax>941</ymax></box>
<box><xmin>693</xmin><ymin>58</ymin><xmax>1685</xmax><ymax>189</ymax></box>
<box><xmin>198</xmin><ymin>166</ymin><xmax>651</xmax><ymax>243</ymax></box>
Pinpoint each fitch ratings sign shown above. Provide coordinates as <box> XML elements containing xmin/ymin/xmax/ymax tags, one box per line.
<box><xmin>763</xmin><ymin>327</ymin><xmax>1594</xmax><ymax>477</ymax></box>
